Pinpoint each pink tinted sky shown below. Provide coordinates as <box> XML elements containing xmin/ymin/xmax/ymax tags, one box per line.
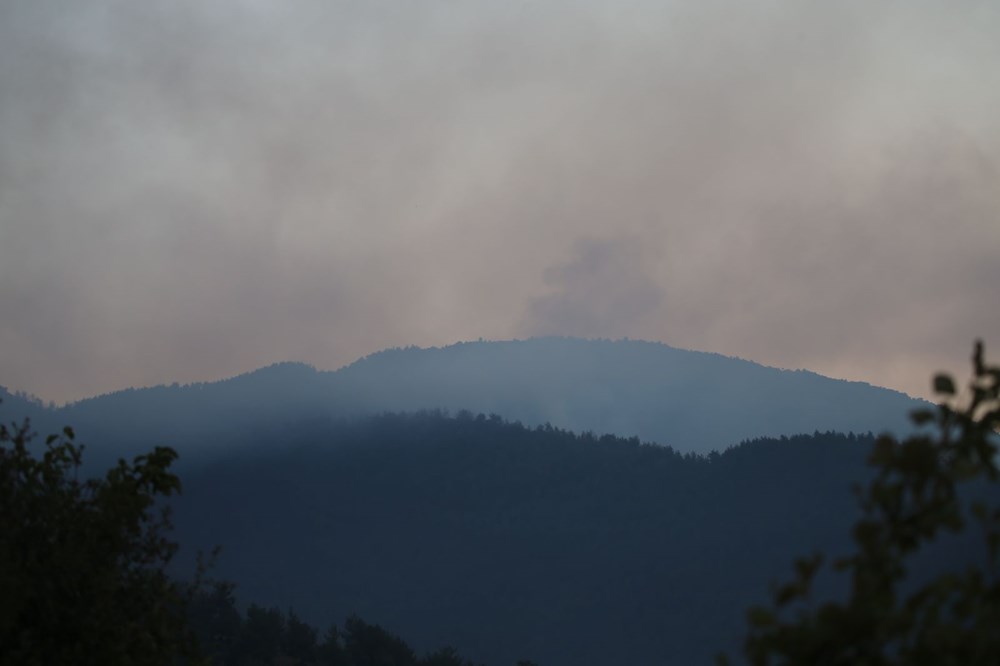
<box><xmin>0</xmin><ymin>0</ymin><xmax>997</xmax><ymax>404</ymax></box>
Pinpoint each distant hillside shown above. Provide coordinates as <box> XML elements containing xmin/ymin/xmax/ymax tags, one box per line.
<box><xmin>168</xmin><ymin>412</ymin><xmax>982</xmax><ymax>666</ymax></box>
<box><xmin>1</xmin><ymin>338</ymin><xmax>925</xmax><ymax>465</ymax></box>
<box><xmin>328</xmin><ymin>338</ymin><xmax>922</xmax><ymax>451</ymax></box>
<box><xmin>0</xmin><ymin>386</ymin><xmax>49</xmax><ymax>423</ymax></box>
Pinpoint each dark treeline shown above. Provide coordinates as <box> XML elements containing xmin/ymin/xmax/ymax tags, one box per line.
<box><xmin>187</xmin><ymin>582</ymin><xmax>530</xmax><ymax>666</ymax></box>
<box><xmin>172</xmin><ymin>411</ymin><xmax>887</xmax><ymax>666</ymax></box>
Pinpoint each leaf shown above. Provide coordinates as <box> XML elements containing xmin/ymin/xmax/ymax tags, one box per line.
<box><xmin>910</xmin><ymin>409</ymin><xmax>935</xmax><ymax>426</ymax></box>
<box><xmin>933</xmin><ymin>374</ymin><xmax>956</xmax><ymax>396</ymax></box>
<box><xmin>870</xmin><ymin>437</ymin><xmax>897</xmax><ymax>465</ymax></box>
<box><xmin>746</xmin><ymin>607</ymin><xmax>776</xmax><ymax>627</ymax></box>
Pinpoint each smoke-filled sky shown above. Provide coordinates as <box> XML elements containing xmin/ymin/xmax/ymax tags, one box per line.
<box><xmin>1</xmin><ymin>0</ymin><xmax>998</xmax><ymax>404</ymax></box>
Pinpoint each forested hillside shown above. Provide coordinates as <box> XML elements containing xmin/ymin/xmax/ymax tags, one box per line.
<box><xmin>4</xmin><ymin>354</ymin><xmax>995</xmax><ymax>664</ymax></box>
<box><xmin>172</xmin><ymin>413</ymin><xmax>889</xmax><ymax>666</ymax></box>
<box><xmin>7</xmin><ymin>338</ymin><xmax>923</xmax><ymax>471</ymax></box>
<box><xmin>0</xmin><ymin>340</ymin><xmax>960</xmax><ymax>664</ymax></box>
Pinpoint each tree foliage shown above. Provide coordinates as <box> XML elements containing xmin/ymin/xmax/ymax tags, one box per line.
<box><xmin>186</xmin><ymin>584</ymin><xmax>492</xmax><ymax>666</ymax></box>
<box><xmin>0</xmin><ymin>416</ymin><xmax>198</xmax><ymax>664</ymax></box>
<box><xmin>736</xmin><ymin>341</ymin><xmax>1000</xmax><ymax>665</ymax></box>
<box><xmin>177</xmin><ymin>409</ymin><xmax>874</xmax><ymax>665</ymax></box>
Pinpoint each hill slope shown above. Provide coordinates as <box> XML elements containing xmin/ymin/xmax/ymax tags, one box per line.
<box><xmin>5</xmin><ymin>338</ymin><xmax>924</xmax><ymax>465</ymax></box>
<box><xmin>330</xmin><ymin>338</ymin><xmax>921</xmax><ymax>450</ymax></box>
<box><xmin>170</xmin><ymin>413</ymin><xmax>976</xmax><ymax>666</ymax></box>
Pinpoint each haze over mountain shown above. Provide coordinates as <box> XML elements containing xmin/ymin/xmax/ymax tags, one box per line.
<box><xmin>3</xmin><ymin>338</ymin><xmax>923</xmax><ymax>466</ymax></box>
<box><xmin>1</xmin><ymin>339</ymin><xmax>989</xmax><ymax>665</ymax></box>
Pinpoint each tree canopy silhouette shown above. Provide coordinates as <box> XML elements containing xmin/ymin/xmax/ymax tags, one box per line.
<box><xmin>0</xmin><ymin>415</ymin><xmax>198</xmax><ymax>664</ymax></box>
<box><xmin>734</xmin><ymin>341</ymin><xmax>1000</xmax><ymax>665</ymax></box>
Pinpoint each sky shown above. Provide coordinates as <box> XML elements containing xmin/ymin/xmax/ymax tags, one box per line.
<box><xmin>1</xmin><ymin>0</ymin><xmax>998</xmax><ymax>404</ymax></box>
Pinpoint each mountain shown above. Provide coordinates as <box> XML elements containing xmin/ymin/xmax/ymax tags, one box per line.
<box><xmin>1</xmin><ymin>338</ymin><xmax>924</xmax><ymax>467</ymax></box>
<box><xmin>0</xmin><ymin>386</ymin><xmax>51</xmax><ymax>423</ymax></box>
<box><xmin>168</xmin><ymin>412</ymin><xmax>985</xmax><ymax>666</ymax></box>
<box><xmin>328</xmin><ymin>338</ymin><xmax>922</xmax><ymax>450</ymax></box>
<box><xmin>0</xmin><ymin>339</ymin><xmax>974</xmax><ymax>664</ymax></box>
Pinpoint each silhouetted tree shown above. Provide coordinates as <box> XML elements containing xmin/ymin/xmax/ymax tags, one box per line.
<box><xmin>343</xmin><ymin>615</ymin><xmax>418</xmax><ymax>666</ymax></box>
<box><xmin>733</xmin><ymin>341</ymin><xmax>1000</xmax><ymax>665</ymax></box>
<box><xmin>237</xmin><ymin>604</ymin><xmax>286</xmax><ymax>665</ymax></box>
<box><xmin>284</xmin><ymin>608</ymin><xmax>320</xmax><ymax>663</ymax></box>
<box><xmin>318</xmin><ymin>623</ymin><xmax>349</xmax><ymax>666</ymax></box>
<box><xmin>418</xmin><ymin>646</ymin><xmax>476</xmax><ymax>666</ymax></box>
<box><xmin>0</xmin><ymin>416</ymin><xmax>199</xmax><ymax>664</ymax></box>
<box><xmin>188</xmin><ymin>581</ymin><xmax>243</xmax><ymax>663</ymax></box>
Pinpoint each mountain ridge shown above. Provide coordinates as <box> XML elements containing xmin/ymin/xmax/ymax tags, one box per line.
<box><xmin>1</xmin><ymin>337</ymin><xmax>926</xmax><ymax>463</ymax></box>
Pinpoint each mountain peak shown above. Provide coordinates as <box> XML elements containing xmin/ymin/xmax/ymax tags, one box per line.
<box><xmin>17</xmin><ymin>338</ymin><xmax>925</xmax><ymax>463</ymax></box>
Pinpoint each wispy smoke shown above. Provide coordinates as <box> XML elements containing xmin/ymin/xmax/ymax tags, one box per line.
<box><xmin>0</xmin><ymin>0</ymin><xmax>997</xmax><ymax>402</ymax></box>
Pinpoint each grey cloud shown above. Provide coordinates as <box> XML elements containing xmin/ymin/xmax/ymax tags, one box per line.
<box><xmin>0</xmin><ymin>0</ymin><xmax>998</xmax><ymax>402</ymax></box>
<box><xmin>524</xmin><ymin>238</ymin><xmax>664</xmax><ymax>338</ymax></box>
